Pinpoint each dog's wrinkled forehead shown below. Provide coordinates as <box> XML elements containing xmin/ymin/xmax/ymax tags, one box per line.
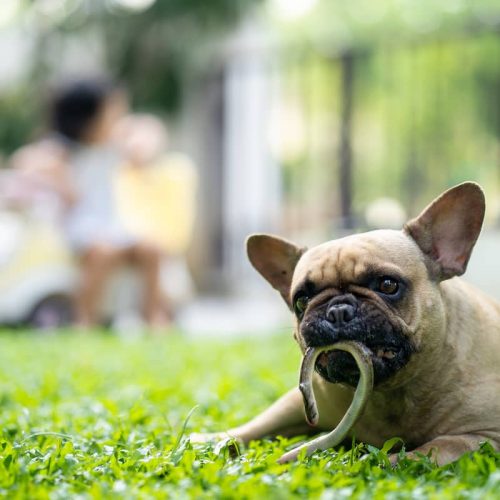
<box><xmin>291</xmin><ymin>230</ymin><xmax>423</xmax><ymax>289</ymax></box>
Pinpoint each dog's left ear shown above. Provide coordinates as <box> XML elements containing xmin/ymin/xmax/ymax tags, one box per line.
<box><xmin>247</xmin><ymin>234</ymin><xmax>306</xmax><ymax>306</ymax></box>
<box><xmin>404</xmin><ymin>182</ymin><xmax>485</xmax><ymax>280</ymax></box>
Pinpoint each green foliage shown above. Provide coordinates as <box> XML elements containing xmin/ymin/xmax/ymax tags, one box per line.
<box><xmin>0</xmin><ymin>332</ymin><xmax>499</xmax><ymax>498</ymax></box>
<box><xmin>351</xmin><ymin>33</ymin><xmax>500</xmax><ymax>213</ymax></box>
<box><xmin>274</xmin><ymin>33</ymin><xmax>500</xmax><ymax>222</ymax></box>
<box><xmin>272</xmin><ymin>1</ymin><xmax>500</xmax><ymax>49</ymax></box>
<box><xmin>96</xmin><ymin>0</ymin><xmax>262</xmax><ymax>114</ymax></box>
<box><xmin>0</xmin><ymin>87</ymin><xmax>43</xmax><ymax>157</ymax></box>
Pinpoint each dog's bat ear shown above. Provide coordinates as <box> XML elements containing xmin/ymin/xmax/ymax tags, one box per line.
<box><xmin>404</xmin><ymin>182</ymin><xmax>485</xmax><ymax>280</ymax></box>
<box><xmin>247</xmin><ymin>234</ymin><xmax>306</xmax><ymax>306</ymax></box>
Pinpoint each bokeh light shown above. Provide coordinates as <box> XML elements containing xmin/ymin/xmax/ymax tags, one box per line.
<box><xmin>270</xmin><ymin>0</ymin><xmax>318</xmax><ymax>21</ymax></box>
<box><xmin>109</xmin><ymin>0</ymin><xmax>156</xmax><ymax>13</ymax></box>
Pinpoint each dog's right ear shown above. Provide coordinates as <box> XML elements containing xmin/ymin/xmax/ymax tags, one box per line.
<box><xmin>247</xmin><ymin>234</ymin><xmax>306</xmax><ymax>307</ymax></box>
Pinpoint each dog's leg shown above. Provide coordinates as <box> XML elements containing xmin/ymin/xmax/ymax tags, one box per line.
<box><xmin>391</xmin><ymin>434</ymin><xmax>498</xmax><ymax>466</ymax></box>
<box><xmin>191</xmin><ymin>387</ymin><xmax>310</xmax><ymax>444</ymax></box>
<box><xmin>225</xmin><ymin>387</ymin><xmax>310</xmax><ymax>442</ymax></box>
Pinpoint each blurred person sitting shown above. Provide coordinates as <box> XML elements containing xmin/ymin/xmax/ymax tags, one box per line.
<box><xmin>48</xmin><ymin>79</ymin><xmax>168</xmax><ymax>330</ymax></box>
<box><xmin>112</xmin><ymin>114</ymin><xmax>198</xmax><ymax>314</ymax></box>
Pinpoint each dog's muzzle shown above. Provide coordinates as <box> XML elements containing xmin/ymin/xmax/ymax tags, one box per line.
<box><xmin>300</xmin><ymin>294</ymin><xmax>413</xmax><ymax>386</ymax></box>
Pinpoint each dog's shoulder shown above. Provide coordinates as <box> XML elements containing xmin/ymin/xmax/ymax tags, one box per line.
<box><xmin>441</xmin><ymin>278</ymin><xmax>500</xmax><ymax>379</ymax></box>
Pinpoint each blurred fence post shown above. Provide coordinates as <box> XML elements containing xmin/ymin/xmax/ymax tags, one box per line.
<box><xmin>339</xmin><ymin>51</ymin><xmax>355</xmax><ymax>229</ymax></box>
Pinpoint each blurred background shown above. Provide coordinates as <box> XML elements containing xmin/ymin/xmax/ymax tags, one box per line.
<box><xmin>0</xmin><ymin>0</ymin><xmax>499</xmax><ymax>335</ymax></box>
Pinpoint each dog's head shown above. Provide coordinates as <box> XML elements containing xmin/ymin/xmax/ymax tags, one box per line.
<box><xmin>247</xmin><ymin>182</ymin><xmax>485</xmax><ymax>389</ymax></box>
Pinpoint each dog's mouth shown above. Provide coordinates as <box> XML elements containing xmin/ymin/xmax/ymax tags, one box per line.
<box><xmin>314</xmin><ymin>342</ymin><xmax>411</xmax><ymax>387</ymax></box>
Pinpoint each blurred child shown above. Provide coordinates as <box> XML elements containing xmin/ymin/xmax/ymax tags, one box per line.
<box><xmin>48</xmin><ymin>79</ymin><xmax>167</xmax><ymax>330</ymax></box>
<box><xmin>112</xmin><ymin>114</ymin><xmax>198</xmax><ymax>313</ymax></box>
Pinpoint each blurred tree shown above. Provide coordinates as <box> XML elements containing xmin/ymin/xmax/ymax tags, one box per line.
<box><xmin>0</xmin><ymin>87</ymin><xmax>42</xmax><ymax>158</ymax></box>
<box><xmin>270</xmin><ymin>0</ymin><xmax>500</xmax><ymax>224</ymax></box>
<box><xmin>0</xmin><ymin>0</ymin><xmax>262</xmax><ymax>154</ymax></box>
<box><xmin>97</xmin><ymin>0</ymin><xmax>262</xmax><ymax>113</ymax></box>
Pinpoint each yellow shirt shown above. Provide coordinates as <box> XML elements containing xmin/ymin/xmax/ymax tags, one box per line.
<box><xmin>114</xmin><ymin>153</ymin><xmax>198</xmax><ymax>254</ymax></box>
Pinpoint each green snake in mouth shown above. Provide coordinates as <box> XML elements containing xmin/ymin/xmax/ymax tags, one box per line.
<box><xmin>278</xmin><ymin>341</ymin><xmax>374</xmax><ymax>464</ymax></box>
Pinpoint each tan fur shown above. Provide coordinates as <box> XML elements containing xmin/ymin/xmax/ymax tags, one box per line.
<box><xmin>193</xmin><ymin>183</ymin><xmax>500</xmax><ymax>466</ymax></box>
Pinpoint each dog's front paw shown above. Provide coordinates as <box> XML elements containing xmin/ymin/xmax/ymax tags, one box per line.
<box><xmin>189</xmin><ymin>432</ymin><xmax>243</xmax><ymax>457</ymax></box>
<box><xmin>389</xmin><ymin>450</ymin><xmax>436</xmax><ymax>467</ymax></box>
<box><xmin>388</xmin><ymin>452</ymin><xmax>400</xmax><ymax>467</ymax></box>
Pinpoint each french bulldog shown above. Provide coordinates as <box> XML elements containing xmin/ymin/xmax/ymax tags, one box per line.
<box><xmin>195</xmin><ymin>182</ymin><xmax>500</xmax><ymax>465</ymax></box>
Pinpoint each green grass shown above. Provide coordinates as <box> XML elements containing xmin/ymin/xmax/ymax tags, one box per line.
<box><xmin>0</xmin><ymin>331</ymin><xmax>499</xmax><ymax>499</ymax></box>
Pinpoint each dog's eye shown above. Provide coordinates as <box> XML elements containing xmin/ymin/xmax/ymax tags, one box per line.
<box><xmin>377</xmin><ymin>277</ymin><xmax>399</xmax><ymax>295</ymax></box>
<box><xmin>293</xmin><ymin>295</ymin><xmax>309</xmax><ymax>318</ymax></box>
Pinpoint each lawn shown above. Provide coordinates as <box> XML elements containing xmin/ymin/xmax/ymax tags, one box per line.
<box><xmin>0</xmin><ymin>331</ymin><xmax>499</xmax><ymax>499</ymax></box>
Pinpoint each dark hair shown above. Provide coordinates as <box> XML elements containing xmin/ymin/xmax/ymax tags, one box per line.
<box><xmin>50</xmin><ymin>79</ymin><xmax>117</xmax><ymax>142</ymax></box>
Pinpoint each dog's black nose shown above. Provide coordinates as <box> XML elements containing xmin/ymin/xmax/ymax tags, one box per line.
<box><xmin>326</xmin><ymin>294</ymin><xmax>357</xmax><ymax>326</ymax></box>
